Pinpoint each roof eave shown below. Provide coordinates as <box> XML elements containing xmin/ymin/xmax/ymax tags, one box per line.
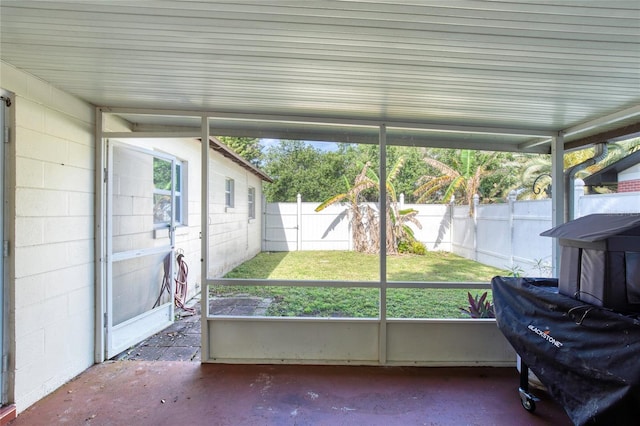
<box><xmin>206</xmin><ymin>137</ymin><xmax>273</xmax><ymax>183</ymax></box>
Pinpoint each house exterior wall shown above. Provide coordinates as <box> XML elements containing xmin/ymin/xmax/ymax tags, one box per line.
<box><xmin>118</xmin><ymin>138</ymin><xmax>263</xmax><ymax>282</ymax></box>
<box><xmin>207</xmin><ymin>155</ymin><xmax>264</xmax><ymax>278</ymax></box>
<box><xmin>619</xmin><ymin>180</ymin><xmax>640</xmax><ymax>192</ymax></box>
<box><xmin>116</xmin><ymin>137</ymin><xmax>204</xmax><ymax>301</ymax></box>
<box><xmin>1</xmin><ymin>61</ymin><xmax>95</xmax><ymax>411</ymax></box>
<box><xmin>618</xmin><ymin>164</ymin><xmax>640</xmax><ymax>193</ymax></box>
<box><xmin>0</xmin><ymin>62</ymin><xmax>267</xmax><ymax>412</ymax></box>
<box><xmin>124</xmin><ymin>137</ymin><xmax>266</xmax><ymax>282</ymax></box>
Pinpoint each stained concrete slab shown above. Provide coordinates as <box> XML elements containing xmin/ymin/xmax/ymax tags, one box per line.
<box><xmin>114</xmin><ymin>295</ymin><xmax>270</xmax><ymax>362</ymax></box>
<box><xmin>14</xmin><ymin>295</ymin><xmax>573</xmax><ymax>425</ymax></box>
<box><xmin>10</xmin><ymin>362</ymin><xmax>572</xmax><ymax>426</ymax></box>
<box><xmin>114</xmin><ymin>309</ymin><xmax>201</xmax><ymax>362</ymax></box>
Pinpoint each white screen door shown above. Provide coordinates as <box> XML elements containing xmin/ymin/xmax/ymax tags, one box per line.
<box><xmin>105</xmin><ymin>141</ymin><xmax>176</xmax><ymax>358</ymax></box>
<box><xmin>0</xmin><ymin>92</ymin><xmax>8</xmax><ymax>402</ymax></box>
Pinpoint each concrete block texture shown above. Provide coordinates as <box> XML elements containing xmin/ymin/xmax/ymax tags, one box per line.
<box><xmin>6</xmin><ymin>64</ymin><xmax>96</xmax><ymax>413</ymax></box>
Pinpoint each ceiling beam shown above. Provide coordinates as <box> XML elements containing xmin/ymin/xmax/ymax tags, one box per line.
<box><xmin>564</xmin><ymin>121</ymin><xmax>640</xmax><ymax>151</ymax></box>
<box><xmin>103</xmin><ymin>107</ymin><xmax>554</xmax><ymax>138</ymax></box>
<box><xmin>518</xmin><ymin>104</ymin><xmax>640</xmax><ymax>152</ymax></box>
<box><xmin>561</xmin><ymin>104</ymin><xmax>640</xmax><ymax>139</ymax></box>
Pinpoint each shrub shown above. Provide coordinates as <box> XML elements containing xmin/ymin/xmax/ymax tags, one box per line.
<box><xmin>459</xmin><ymin>291</ymin><xmax>495</xmax><ymax>318</ymax></box>
<box><xmin>398</xmin><ymin>239</ymin><xmax>427</xmax><ymax>255</ymax></box>
<box><xmin>410</xmin><ymin>241</ymin><xmax>427</xmax><ymax>255</ymax></box>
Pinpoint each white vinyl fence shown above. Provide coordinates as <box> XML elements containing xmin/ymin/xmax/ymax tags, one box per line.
<box><xmin>263</xmin><ymin>195</ymin><xmax>453</xmax><ymax>253</ymax></box>
<box><xmin>452</xmin><ymin>196</ymin><xmax>553</xmax><ymax>276</ymax></box>
<box><xmin>263</xmin><ymin>183</ymin><xmax>640</xmax><ymax>276</ymax></box>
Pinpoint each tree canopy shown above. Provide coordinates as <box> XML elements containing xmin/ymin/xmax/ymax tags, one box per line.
<box><xmin>261</xmin><ymin>140</ymin><xmax>356</xmax><ymax>202</ymax></box>
<box><xmin>215</xmin><ymin>135</ymin><xmax>640</xmax><ymax>206</ymax></box>
<box><xmin>260</xmin><ymin>142</ymin><xmax>436</xmax><ymax>203</ymax></box>
<box><xmin>216</xmin><ymin>136</ymin><xmax>263</xmax><ymax>166</ymax></box>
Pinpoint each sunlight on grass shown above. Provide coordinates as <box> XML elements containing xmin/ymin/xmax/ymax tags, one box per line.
<box><xmin>215</xmin><ymin>251</ymin><xmax>508</xmax><ymax>318</ymax></box>
<box><xmin>224</xmin><ymin>251</ymin><xmax>381</xmax><ymax>281</ymax></box>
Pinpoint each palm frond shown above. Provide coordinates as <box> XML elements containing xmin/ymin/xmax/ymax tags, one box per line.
<box><xmin>441</xmin><ymin>176</ymin><xmax>464</xmax><ymax>204</ymax></box>
<box><xmin>460</xmin><ymin>149</ymin><xmax>474</xmax><ymax>177</ymax></box>
<box><xmin>414</xmin><ymin>175</ymin><xmax>453</xmax><ymax>202</ymax></box>
<box><xmin>315</xmin><ymin>193</ymin><xmax>348</xmax><ymax>212</ymax></box>
<box><xmin>341</xmin><ymin>175</ymin><xmax>352</xmax><ymax>191</ymax></box>
<box><xmin>386</xmin><ymin>181</ymin><xmax>397</xmax><ymax>201</ymax></box>
<box><xmin>387</xmin><ymin>157</ymin><xmax>405</xmax><ymax>183</ymax></box>
<box><xmin>402</xmin><ymin>225</ymin><xmax>416</xmax><ymax>240</ymax></box>
<box><xmin>400</xmin><ymin>209</ymin><xmax>423</xmax><ymax>229</ymax></box>
<box><xmin>365</xmin><ymin>166</ymin><xmax>380</xmax><ymax>184</ymax></box>
<box><xmin>423</xmin><ymin>157</ymin><xmax>460</xmax><ymax>178</ymax></box>
<box><xmin>348</xmin><ymin>178</ymin><xmax>377</xmax><ymax>198</ymax></box>
<box><xmin>398</xmin><ymin>208</ymin><xmax>417</xmax><ymax>216</ymax></box>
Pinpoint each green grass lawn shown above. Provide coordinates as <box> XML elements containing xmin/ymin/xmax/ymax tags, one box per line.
<box><xmin>213</xmin><ymin>251</ymin><xmax>509</xmax><ymax>318</ymax></box>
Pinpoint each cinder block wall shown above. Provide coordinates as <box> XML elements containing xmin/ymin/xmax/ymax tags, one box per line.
<box><xmin>126</xmin><ymin>136</ymin><xmax>265</xmax><ymax>280</ymax></box>
<box><xmin>207</xmin><ymin>154</ymin><xmax>264</xmax><ymax>278</ymax></box>
<box><xmin>1</xmin><ymin>61</ymin><xmax>95</xmax><ymax>411</ymax></box>
<box><xmin>120</xmin><ymin>137</ymin><xmax>204</xmax><ymax>300</ymax></box>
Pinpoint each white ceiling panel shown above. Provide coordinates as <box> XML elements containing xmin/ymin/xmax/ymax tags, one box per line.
<box><xmin>1</xmin><ymin>0</ymin><xmax>639</xmax><ymax>151</ymax></box>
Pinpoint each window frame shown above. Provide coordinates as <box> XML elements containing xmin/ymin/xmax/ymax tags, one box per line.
<box><xmin>173</xmin><ymin>160</ymin><xmax>186</xmax><ymax>225</ymax></box>
<box><xmin>248</xmin><ymin>186</ymin><xmax>256</xmax><ymax>220</ymax></box>
<box><xmin>153</xmin><ymin>156</ymin><xmax>187</xmax><ymax>227</ymax></box>
<box><xmin>225</xmin><ymin>177</ymin><xmax>235</xmax><ymax>209</ymax></box>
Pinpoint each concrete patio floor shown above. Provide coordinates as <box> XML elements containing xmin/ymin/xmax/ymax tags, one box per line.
<box><xmin>10</xmin><ymin>363</ymin><xmax>571</xmax><ymax>425</ymax></box>
<box><xmin>112</xmin><ymin>301</ymin><xmax>203</xmax><ymax>362</ymax></box>
<box><xmin>9</xmin><ymin>297</ymin><xmax>573</xmax><ymax>425</ymax></box>
<box><xmin>111</xmin><ymin>295</ymin><xmax>270</xmax><ymax>362</ymax></box>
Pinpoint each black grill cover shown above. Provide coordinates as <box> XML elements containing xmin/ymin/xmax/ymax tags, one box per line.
<box><xmin>491</xmin><ymin>276</ymin><xmax>640</xmax><ymax>425</ymax></box>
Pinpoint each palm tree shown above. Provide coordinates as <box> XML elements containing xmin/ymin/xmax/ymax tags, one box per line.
<box><xmin>414</xmin><ymin>150</ymin><xmax>494</xmax><ymax>216</ymax></box>
<box><xmin>519</xmin><ymin>155</ymin><xmax>553</xmax><ymax>200</ymax></box>
<box><xmin>516</xmin><ymin>137</ymin><xmax>640</xmax><ymax>198</ymax></box>
<box><xmin>315</xmin><ymin>158</ymin><xmax>422</xmax><ymax>254</ymax></box>
<box><xmin>315</xmin><ymin>162</ymin><xmax>378</xmax><ymax>253</ymax></box>
<box><xmin>367</xmin><ymin>157</ymin><xmax>423</xmax><ymax>254</ymax></box>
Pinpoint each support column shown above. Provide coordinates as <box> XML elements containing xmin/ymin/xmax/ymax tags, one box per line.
<box><xmin>296</xmin><ymin>193</ymin><xmax>302</xmax><ymax>251</ymax></box>
<box><xmin>449</xmin><ymin>195</ymin><xmax>455</xmax><ymax>253</ymax></box>
<box><xmin>200</xmin><ymin>116</ymin><xmax>210</xmax><ymax>362</ymax></box>
<box><xmin>94</xmin><ymin>107</ymin><xmax>106</xmax><ymax>363</ymax></box>
<box><xmin>508</xmin><ymin>190</ymin><xmax>517</xmax><ymax>270</ymax></box>
<box><xmin>574</xmin><ymin>179</ymin><xmax>585</xmax><ymax>218</ymax></box>
<box><xmin>551</xmin><ymin>133</ymin><xmax>564</xmax><ymax>278</ymax></box>
<box><xmin>473</xmin><ymin>194</ymin><xmax>479</xmax><ymax>262</ymax></box>
<box><xmin>378</xmin><ymin>124</ymin><xmax>387</xmax><ymax>364</ymax></box>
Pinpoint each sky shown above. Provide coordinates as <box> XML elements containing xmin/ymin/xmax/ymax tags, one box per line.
<box><xmin>260</xmin><ymin>138</ymin><xmax>339</xmax><ymax>152</ymax></box>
